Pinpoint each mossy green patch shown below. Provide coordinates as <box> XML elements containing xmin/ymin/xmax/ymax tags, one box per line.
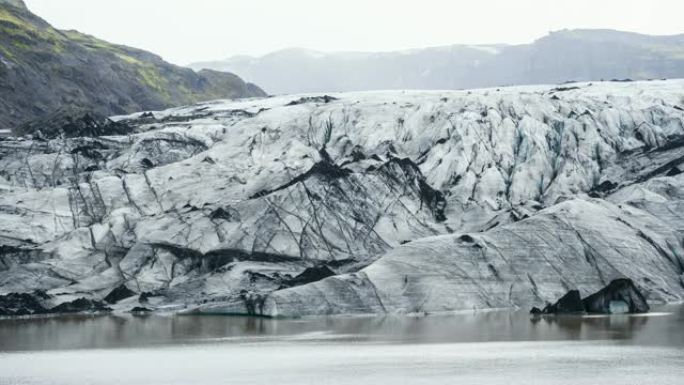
<box><xmin>0</xmin><ymin>9</ymin><xmax>60</xmax><ymax>41</ymax></box>
<box><xmin>0</xmin><ymin>7</ymin><xmax>27</xmax><ymax>26</ymax></box>
<box><xmin>60</xmin><ymin>29</ymin><xmax>174</xmax><ymax>100</ymax></box>
<box><xmin>0</xmin><ymin>3</ymin><xmax>261</xmax><ymax>129</ymax></box>
<box><xmin>0</xmin><ymin>43</ymin><xmax>15</xmax><ymax>61</ymax></box>
<box><xmin>136</xmin><ymin>63</ymin><xmax>172</xmax><ymax>101</ymax></box>
<box><xmin>0</xmin><ymin>8</ymin><xmax>64</xmax><ymax>53</ymax></box>
<box><xmin>64</xmin><ymin>30</ymin><xmax>132</xmax><ymax>57</ymax></box>
<box><xmin>115</xmin><ymin>52</ymin><xmax>143</xmax><ymax>65</ymax></box>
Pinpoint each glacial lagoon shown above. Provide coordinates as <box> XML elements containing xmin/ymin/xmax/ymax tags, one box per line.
<box><xmin>0</xmin><ymin>305</ymin><xmax>683</xmax><ymax>385</ymax></box>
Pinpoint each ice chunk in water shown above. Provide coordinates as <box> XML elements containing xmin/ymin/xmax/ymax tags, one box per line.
<box><xmin>609</xmin><ymin>300</ymin><xmax>629</xmax><ymax>314</ymax></box>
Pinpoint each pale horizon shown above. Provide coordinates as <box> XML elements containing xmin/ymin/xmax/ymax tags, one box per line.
<box><xmin>23</xmin><ymin>0</ymin><xmax>684</xmax><ymax>65</ymax></box>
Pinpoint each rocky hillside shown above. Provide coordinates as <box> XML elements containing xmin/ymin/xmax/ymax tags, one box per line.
<box><xmin>191</xmin><ymin>29</ymin><xmax>684</xmax><ymax>94</ymax></box>
<box><xmin>0</xmin><ymin>0</ymin><xmax>265</xmax><ymax>130</ymax></box>
<box><xmin>1</xmin><ymin>80</ymin><xmax>684</xmax><ymax>316</ymax></box>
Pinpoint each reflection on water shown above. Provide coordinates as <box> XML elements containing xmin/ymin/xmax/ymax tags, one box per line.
<box><xmin>1</xmin><ymin>305</ymin><xmax>683</xmax><ymax>352</ymax></box>
<box><xmin>1</xmin><ymin>307</ymin><xmax>684</xmax><ymax>385</ymax></box>
<box><xmin>531</xmin><ymin>311</ymin><xmax>651</xmax><ymax>339</ymax></box>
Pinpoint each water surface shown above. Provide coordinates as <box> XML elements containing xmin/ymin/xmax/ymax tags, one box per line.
<box><xmin>1</xmin><ymin>305</ymin><xmax>683</xmax><ymax>385</ymax></box>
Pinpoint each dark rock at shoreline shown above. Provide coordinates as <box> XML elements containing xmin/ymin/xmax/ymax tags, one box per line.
<box><xmin>50</xmin><ymin>298</ymin><xmax>112</xmax><ymax>314</ymax></box>
<box><xmin>129</xmin><ymin>306</ymin><xmax>152</xmax><ymax>313</ymax></box>
<box><xmin>104</xmin><ymin>284</ymin><xmax>136</xmax><ymax>304</ymax></box>
<box><xmin>582</xmin><ymin>278</ymin><xmax>650</xmax><ymax>314</ymax></box>
<box><xmin>0</xmin><ymin>292</ymin><xmax>48</xmax><ymax>316</ymax></box>
<box><xmin>531</xmin><ymin>279</ymin><xmax>650</xmax><ymax>315</ymax></box>
<box><xmin>541</xmin><ymin>290</ymin><xmax>585</xmax><ymax>314</ymax></box>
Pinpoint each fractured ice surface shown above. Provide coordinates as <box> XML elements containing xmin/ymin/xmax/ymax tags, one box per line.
<box><xmin>1</xmin><ymin>80</ymin><xmax>684</xmax><ymax>315</ymax></box>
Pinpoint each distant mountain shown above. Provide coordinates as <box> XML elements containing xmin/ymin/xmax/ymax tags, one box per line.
<box><xmin>190</xmin><ymin>29</ymin><xmax>684</xmax><ymax>94</ymax></box>
<box><xmin>0</xmin><ymin>0</ymin><xmax>265</xmax><ymax>130</ymax></box>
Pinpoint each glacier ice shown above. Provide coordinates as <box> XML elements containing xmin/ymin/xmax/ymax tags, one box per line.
<box><xmin>1</xmin><ymin>80</ymin><xmax>684</xmax><ymax>316</ymax></box>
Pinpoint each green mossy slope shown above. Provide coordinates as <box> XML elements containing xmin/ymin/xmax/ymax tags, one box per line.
<box><xmin>0</xmin><ymin>1</ymin><xmax>265</xmax><ymax>130</ymax></box>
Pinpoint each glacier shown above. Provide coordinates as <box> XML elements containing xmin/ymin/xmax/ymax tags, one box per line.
<box><xmin>1</xmin><ymin>80</ymin><xmax>684</xmax><ymax>316</ymax></box>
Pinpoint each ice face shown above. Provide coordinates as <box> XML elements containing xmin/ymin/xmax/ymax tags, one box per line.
<box><xmin>1</xmin><ymin>80</ymin><xmax>684</xmax><ymax>315</ymax></box>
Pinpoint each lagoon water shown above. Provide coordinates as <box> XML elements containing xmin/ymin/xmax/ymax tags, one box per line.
<box><xmin>1</xmin><ymin>305</ymin><xmax>683</xmax><ymax>385</ymax></box>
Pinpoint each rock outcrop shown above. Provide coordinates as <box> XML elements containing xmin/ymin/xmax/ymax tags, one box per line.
<box><xmin>0</xmin><ymin>292</ymin><xmax>47</xmax><ymax>316</ymax></box>
<box><xmin>0</xmin><ymin>291</ymin><xmax>111</xmax><ymax>315</ymax></box>
<box><xmin>582</xmin><ymin>278</ymin><xmax>650</xmax><ymax>314</ymax></box>
<box><xmin>103</xmin><ymin>284</ymin><xmax>136</xmax><ymax>304</ymax></box>
<box><xmin>50</xmin><ymin>298</ymin><xmax>111</xmax><ymax>314</ymax></box>
<box><xmin>540</xmin><ymin>290</ymin><xmax>585</xmax><ymax>314</ymax></box>
<box><xmin>0</xmin><ymin>1</ymin><xmax>265</xmax><ymax>130</ymax></box>
<box><xmin>281</xmin><ymin>265</ymin><xmax>336</xmax><ymax>288</ymax></box>
<box><xmin>1</xmin><ymin>81</ymin><xmax>684</xmax><ymax>316</ymax></box>
<box><xmin>14</xmin><ymin>108</ymin><xmax>135</xmax><ymax>139</ymax></box>
<box><xmin>531</xmin><ymin>278</ymin><xmax>650</xmax><ymax>315</ymax></box>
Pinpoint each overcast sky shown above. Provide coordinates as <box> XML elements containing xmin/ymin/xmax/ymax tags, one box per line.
<box><xmin>24</xmin><ymin>0</ymin><xmax>684</xmax><ymax>65</ymax></box>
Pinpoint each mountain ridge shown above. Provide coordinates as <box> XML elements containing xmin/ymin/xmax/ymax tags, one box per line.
<box><xmin>190</xmin><ymin>29</ymin><xmax>684</xmax><ymax>94</ymax></box>
<box><xmin>0</xmin><ymin>1</ymin><xmax>265</xmax><ymax>130</ymax></box>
